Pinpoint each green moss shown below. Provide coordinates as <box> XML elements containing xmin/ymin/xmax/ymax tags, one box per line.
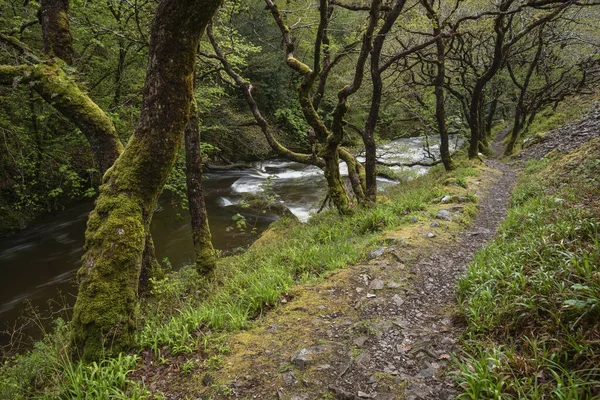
<box><xmin>71</xmin><ymin>190</ymin><xmax>147</xmax><ymax>361</ymax></box>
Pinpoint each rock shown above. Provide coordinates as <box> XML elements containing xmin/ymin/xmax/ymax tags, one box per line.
<box><xmin>440</xmin><ymin>195</ymin><xmax>452</xmax><ymax>203</ymax></box>
<box><xmin>202</xmin><ymin>373</ymin><xmax>214</xmax><ymax>386</ymax></box>
<box><xmin>457</xmin><ymin>196</ymin><xmax>471</xmax><ymax>203</ymax></box>
<box><xmin>358</xmin><ymin>391</ymin><xmax>372</xmax><ymax>398</ymax></box>
<box><xmin>242</xmin><ymin>193</ymin><xmax>299</xmax><ymax>221</ymax></box>
<box><xmin>427</xmin><ymin>232</ymin><xmax>435</xmax><ymax>238</ymax></box>
<box><xmin>393</xmin><ymin>318</ymin><xmax>410</xmax><ymax>328</ymax></box>
<box><xmin>436</xmin><ymin>210</ymin><xmax>452</xmax><ymax>220</ymax></box>
<box><xmin>355</xmin><ymin>351</ymin><xmax>371</xmax><ymax>366</ymax></box>
<box><xmin>282</xmin><ymin>370</ymin><xmax>297</xmax><ymax>385</ymax></box>
<box><xmin>374</xmin><ymin>394</ymin><xmax>395</xmax><ymax>400</ymax></box>
<box><xmin>316</xmin><ymin>364</ymin><xmax>331</xmax><ymax>370</ymax></box>
<box><xmin>328</xmin><ymin>386</ymin><xmax>358</xmax><ymax>400</ymax></box>
<box><xmin>387</xmin><ymin>281</ymin><xmax>401</xmax><ymax>289</ymax></box>
<box><xmin>417</xmin><ymin>362</ymin><xmax>438</xmax><ymax>378</ymax></box>
<box><xmin>366</xmin><ymin>293</ymin><xmax>377</xmax><ymax>298</ymax></box>
<box><xmin>354</xmin><ymin>336</ymin><xmax>368</xmax><ymax>347</ymax></box>
<box><xmin>469</xmin><ymin>227</ymin><xmax>491</xmax><ymax>236</ymax></box>
<box><xmin>383</xmin><ymin>367</ymin><xmax>398</xmax><ymax>375</ymax></box>
<box><xmin>430</xmin><ymin>221</ymin><xmax>440</xmax><ymax>228</ymax></box>
<box><xmin>290</xmin><ymin>345</ymin><xmax>329</xmax><ymax>369</ymax></box>
<box><xmin>409</xmin><ymin>216</ymin><xmax>418</xmax><ymax>223</ymax></box>
<box><xmin>391</xmin><ymin>294</ymin><xmax>404</xmax><ymax>307</ymax></box>
<box><xmin>369</xmin><ymin>279</ymin><xmax>385</xmax><ymax>290</ymax></box>
<box><xmin>367</xmin><ymin>248</ymin><xmax>385</xmax><ymax>260</ymax></box>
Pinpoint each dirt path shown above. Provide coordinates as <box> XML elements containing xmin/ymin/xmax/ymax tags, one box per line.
<box><xmin>181</xmin><ymin>140</ymin><xmax>518</xmax><ymax>400</ymax></box>
<box><xmin>325</xmin><ymin>161</ymin><xmax>517</xmax><ymax>400</ymax></box>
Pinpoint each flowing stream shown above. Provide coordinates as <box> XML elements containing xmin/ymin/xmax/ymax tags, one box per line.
<box><xmin>0</xmin><ymin>135</ymin><xmax>461</xmax><ymax>345</ymax></box>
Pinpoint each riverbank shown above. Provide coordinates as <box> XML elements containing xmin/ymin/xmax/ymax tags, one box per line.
<box><xmin>0</xmin><ymin>144</ymin><xmax>482</xmax><ymax>398</ymax></box>
<box><xmin>0</xmin><ymin>135</ymin><xmax>459</xmax><ymax>345</ymax></box>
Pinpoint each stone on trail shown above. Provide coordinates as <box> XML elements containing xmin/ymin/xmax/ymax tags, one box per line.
<box><xmin>436</xmin><ymin>209</ymin><xmax>452</xmax><ymax>220</ymax></box>
<box><xmin>387</xmin><ymin>281</ymin><xmax>401</xmax><ymax>289</ymax></box>
<box><xmin>367</xmin><ymin>248</ymin><xmax>385</xmax><ymax>260</ymax></box>
<box><xmin>427</xmin><ymin>232</ymin><xmax>435</xmax><ymax>238</ymax></box>
<box><xmin>368</xmin><ymin>279</ymin><xmax>385</xmax><ymax>290</ymax></box>
<box><xmin>354</xmin><ymin>336</ymin><xmax>368</xmax><ymax>347</ymax></box>
<box><xmin>440</xmin><ymin>195</ymin><xmax>452</xmax><ymax>203</ymax></box>
<box><xmin>391</xmin><ymin>294</ymin><xmax>405</xmax><ymax>307</ymax></box>
<box><xmin>290</xmin><ymin>345</ymin><xmax>329</xmax><ymax>369</ymax></box>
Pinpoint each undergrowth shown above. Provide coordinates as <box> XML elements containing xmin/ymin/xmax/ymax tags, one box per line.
<box><xmin>0</xmin><ymin>158</ymin><xmax>480</xmax><ymax>398</ymax></box>
<box><xmin>0</xmin><ymin>319</ymin><xmax>150</xmax><ymax>399</ymax></box>
<box><xmin>455</xmin><ymin>140</ymin><xmax>600</xmax><ymax>399</ymax></box>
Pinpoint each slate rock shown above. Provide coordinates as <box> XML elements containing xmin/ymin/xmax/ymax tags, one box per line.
<box><xmin>367</xmin><ymin>248</ymin><xmax>385</xmax><ymax>260</ymax></box>
<box><xmin>354</xmin><ymin>336</ymin><xmax>368</xmax><ymax>347</ymax></box>
<box><xmin>436</xmin><ymin>210</ymin><xmax>452</xmax><ymax>220</ymax></box>
<box><xmin>369</xmin><ymin>279</ymin><xmax>385</xmax><ymax>290</ymax></box>
<box><xmin>391</xmin><ymin>294</ymin><xmax>405</xmax><ymax>307</ymax></box>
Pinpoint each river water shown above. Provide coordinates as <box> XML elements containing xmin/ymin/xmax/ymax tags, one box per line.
<box><xmin>0</xmin><ymin>135</ymin><xmax>460</xmax><ymax>345</ymax></box>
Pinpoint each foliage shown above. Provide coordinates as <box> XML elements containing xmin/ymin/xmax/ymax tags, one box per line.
<box><xmin>455</xmin><ymin>141</ymin><xmax>600</xmax><ymax>398</ymax></box>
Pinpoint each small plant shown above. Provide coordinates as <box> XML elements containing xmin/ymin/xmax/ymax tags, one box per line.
<box><xmin>181</xmin><ymin>359</ymin><xmax>200</xmax><ymax>375</ymax></box>
<box><xmin>207</xmin><ymin>355</ymin><xmax>224</xmax><ymax>370</ymax></box>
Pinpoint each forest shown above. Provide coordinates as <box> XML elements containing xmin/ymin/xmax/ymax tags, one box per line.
<box><xmin>0</xmin><ymin>0</ymin><xmax>599</xmax><ymax>398</ymax></box>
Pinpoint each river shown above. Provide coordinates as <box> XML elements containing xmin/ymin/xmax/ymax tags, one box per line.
<box><xmin>0</xmin><ymin>135</ymin><xmax>460</xmax><ymax>346</ymax></box>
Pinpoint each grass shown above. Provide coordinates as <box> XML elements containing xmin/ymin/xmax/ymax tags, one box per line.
<box><xmin>454</xmin><ymin>139</ymin><xmax>600</xmax><ymax>399</ymax></box>
<box><xmin>0</xmin><ymin>319</ymin><xmax>150</xmax><ymax>399</ymax></box>
<box><xmin>0</xmin><ymin>157</ymin><xmax>483</xmax><ymax>399</ymax></box>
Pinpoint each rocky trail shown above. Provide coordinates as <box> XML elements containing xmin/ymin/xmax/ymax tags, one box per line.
<box><xmin>318</xmin><ymin>161</ymin><xmax>517</xmax><ymax>400</ymax></box>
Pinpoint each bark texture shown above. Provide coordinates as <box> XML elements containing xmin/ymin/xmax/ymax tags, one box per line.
<box><xmin>185</xmin><ymin>97</ymin><xmax>216</xmax><ymax>274</ymax></box>
<box><xmin>71</xmin><ymin>0</ymin><xmax>222</xmax><ymax>361</ymax></box>
<box><xmin>39</xmin><ymin>0</ymin><xmax>74</xmax><ymax>64</ymax></box>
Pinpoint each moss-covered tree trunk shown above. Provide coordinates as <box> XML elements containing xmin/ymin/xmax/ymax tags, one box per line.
<box><xmin>185</xmin><ymin>96</ymin><xmax>216</xmax><ymax>274</ymax></box>
<box><xmin>0</xmin><ymin>63</ymin><xmax>123</xmax><ymax>174</ymax></box>
<box><xmin>39</xmin><ymin>0</ymin><xmax>74</xmax><ymax>64</ymax></box>
<box><xmin>71</xmin><ymin>0</ymin><xmax>222</xmax><ymax>361</ymax></box>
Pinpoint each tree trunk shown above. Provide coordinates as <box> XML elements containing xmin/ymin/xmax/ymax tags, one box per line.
<box><xmin>467</xmin><ymin>1</ymin><xmax>511</xmax><ymax>158</ymax></box>
<box><xmin>323</xmin><ymin>144</ymin><xmax>352</xmax><ymax>215</ymax></box>
<box><xmin>71</xmin><ymin>0</ymin><xmax>222</xmax><ymax>361</ymax></box>
<box><xmin>431</xmin><ymin>22</ymin><xmax>454</xmax><ymax>170</ymax></box>
<box><xmin>39</xmin><ymin>0</ymin><xmax>74</xmax><ymax>64</ymax></box>
<box><xmin>185</xmin><ymin>97</ymin><xmax>216</xmax><ymax>274</ymax></box>
<box><xmin>485</xmin><ymin>97</ymin><xmax>498</xmax><ymax>138</ymax></box>
<box><xmin>505</xmin><ymin>27</ymin><xmax>545</xmax><ymax>155</ymax></box>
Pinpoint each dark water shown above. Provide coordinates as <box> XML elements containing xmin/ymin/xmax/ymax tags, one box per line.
<box><xmin>0</xmin><ymin>136</ymin><xmax>460</xmax><ymax>346</ymax></box>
